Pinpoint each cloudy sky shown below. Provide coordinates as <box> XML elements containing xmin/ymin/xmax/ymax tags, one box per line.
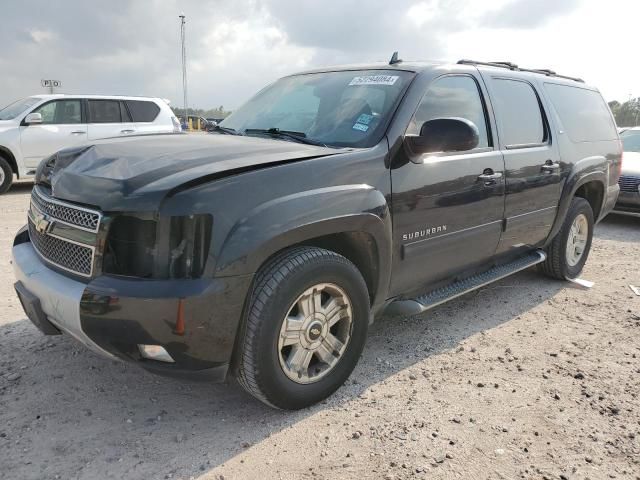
<box><xmin>1</xmin><ymin>0</ymin><xmax>638</xmax><ymax>110</ymax></box>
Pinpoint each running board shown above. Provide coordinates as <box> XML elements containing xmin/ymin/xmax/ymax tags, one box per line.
<box><xmin>384</xmin><ymin>250</ymin><xmax>547</xmax><ymax>316</ymax></box>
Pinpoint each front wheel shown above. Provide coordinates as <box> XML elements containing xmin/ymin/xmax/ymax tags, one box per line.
<box><xmin>236</xmin><ymin>247</ymin><xmax>370</xmax><ymax>409</ymax></box>
<box><xmin>0</xmin><ymin>156</ymin><xmax>13</xmax><ymax>194</ymax></box>
<box><xmin>540</xmin><ymin>197</ymin><xmax>594</xmax><ymax>280</ymax></box>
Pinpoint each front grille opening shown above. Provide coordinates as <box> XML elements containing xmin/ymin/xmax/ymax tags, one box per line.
<box><xmin>618</xmin><ymin>175</ymin><xmax>640</xmax><ymax>193</ymax></box>
<box><xmin>28</xmin><ymin>221</ymin><xmax>93</xmax><ymax>276</ymax></box>
<box><xmin>103</xmin><ymin>216</ymin><xmax>157</xmax><ymax>278</ymax></box>
<box><xmin>32</xmin><ymin>187</ymin><xmax>101</xmax><ymax>231</ymax></box>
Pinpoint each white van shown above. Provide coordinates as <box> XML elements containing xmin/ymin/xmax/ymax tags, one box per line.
<box><xmin>0</xmin><ymin>94</ymin><xmax>181</xmax><ymax>193</ymax></box>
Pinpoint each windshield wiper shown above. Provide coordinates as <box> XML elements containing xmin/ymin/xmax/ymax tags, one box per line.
<box><xmin>210</xmin><ymin>124</ymin><xmax>241</xmax><ymax>135</ymax></box>
<box><xmin>244</xmin><ymin>128</ymin><xmax>328</xmax><ymax>147</ymax></box>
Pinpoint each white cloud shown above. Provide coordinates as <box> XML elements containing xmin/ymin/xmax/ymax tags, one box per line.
<box><xmin>444</xmin><ymin>0</ymin><xmax>640</xmax><ymax>101</ymax></box>
<box><xmin>28</xmin><ymin>29</ymin><xmax>56</xmax><ymax>44</ymax></box>
<box><xmin>406</xmin><ymin>1</ymin><xmax>438</xmax><ymax>27</ymax></box>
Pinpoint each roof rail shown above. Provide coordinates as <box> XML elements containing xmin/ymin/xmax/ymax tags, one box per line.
<box><xmin>457</xmin><ymin>59</ymin><xmax>584</xmax><ymax>83</ymax></box>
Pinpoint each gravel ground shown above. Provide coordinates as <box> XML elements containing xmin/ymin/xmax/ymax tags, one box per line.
<box><xmin>1</xmin><ymin>183</ymin><xmax>638</xmax><ymax>480</ymax></box>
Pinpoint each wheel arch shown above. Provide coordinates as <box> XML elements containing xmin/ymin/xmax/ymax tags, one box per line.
<box><xmin>545</xmin><ymin>159</ymin><xmax>607</xmax><ymax>244</ymax></box>
<box><xmin>0</xmin><ymin>145</ymin><xmax>18</xmax><ymax>176</ymax></box>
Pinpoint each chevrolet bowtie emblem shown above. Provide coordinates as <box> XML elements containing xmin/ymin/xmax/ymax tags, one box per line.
<box><xmin>310</xmin><ymin>328</ymin><xmax>321</xmax><ymax>336</ymax></box>
<box><xmin>33</xmin><ymin>211</ymin><xmax>54</xmax><ymax>234</ymax></box>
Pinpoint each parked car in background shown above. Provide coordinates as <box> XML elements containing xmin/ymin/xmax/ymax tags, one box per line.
<box><xmin>0</xmin><ymin>94</ymin><xmax>181</xmax><ymax>193</ymax></box>
<box><xmin>615</xmin><ymin>127</ymin><xmax>640</xmax><ymax>213</ymax></box>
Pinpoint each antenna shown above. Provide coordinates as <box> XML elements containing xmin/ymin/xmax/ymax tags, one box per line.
<box><xmin>389</xmin><ymin>51</ymin><xmax>402</xmax><ymax>65</ymax></box>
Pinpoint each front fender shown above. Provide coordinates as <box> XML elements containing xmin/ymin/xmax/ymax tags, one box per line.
<box><xmin>215</xmin><ymin>184</ymin><xmax>392</xmax><ymax>303</ymax></box>
<box><xmin>546</xmin><ymin>156</ymin><xmax>607</xmax><ymax>242</ymax></box>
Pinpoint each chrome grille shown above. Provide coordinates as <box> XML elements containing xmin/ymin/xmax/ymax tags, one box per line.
<box><xmin>28</xmin><ymin>221</ymin><xmax>94</xmax><ymax>276</ymax></box>
<box><xmin>618</xmin><ymin>175</ymin><xmax>640</xmax><ymax>193</ymax></box>
<box><xmin>31</xmin><ymin>187</ymin><xmax>101</xmax><ymax>232</ymax></box>
<box><xmin>27</xmin><ymin>187</ymin><xmax>101</xmax><ymax>277</ymax></box>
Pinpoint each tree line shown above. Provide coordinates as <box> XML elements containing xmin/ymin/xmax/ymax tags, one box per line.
<box><xmin>608</xmin><ymin>98</ymin><xmax>640</xmax><ymax>127</ymax></box>
<box><xmin>171</xmin><ymin>105</ymin><xmax>231</xmax><ymax>120</ymax></box>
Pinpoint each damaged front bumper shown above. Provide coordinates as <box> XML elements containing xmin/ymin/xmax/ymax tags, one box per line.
<box><xmin>12</xmin><ymin>229</ymin><xmax>253</xmax><ymax>382</ymax></box>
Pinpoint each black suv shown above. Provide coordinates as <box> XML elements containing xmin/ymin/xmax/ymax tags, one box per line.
<box><xmin>13</xmin><ymin>58</ymin><xmax>621</xmax><ymax>409</ymax></box>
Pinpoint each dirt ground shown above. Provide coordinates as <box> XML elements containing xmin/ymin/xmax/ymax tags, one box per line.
<box><xmin>1</xmin><ymin>182</ymin><xmax>638</xmax><ymax>480</ymax></box>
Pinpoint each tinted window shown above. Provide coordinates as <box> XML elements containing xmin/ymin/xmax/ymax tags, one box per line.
<box><xmin>89</xmin><ymin>100</ymin><xmax>122</xmax><ymax>123</ymax></box>
<box><xmin>544</xmin><ymin>83</ymin><xmax>617</xmax><ymax>142</ymax></box>
<box><xmin>621</xmin><ymin>130</ymin><xmax>640</xmax><ymax>152</ymax></box>
<box><xmin>125</xmin><ymin>100</ymin><xmax>160</xmax><ymax>122</ymax></box>
<box><xmin>408</xmin><ymin>75</ymin><xmax>490</xmax><ymax>149</ymax></box>
<box><xmin>33</xmin><ymin>100</ymin><xmax>82</xmax><ymax>124</ymax></box>
<box><xmin>491</xmin><ymin>79</ymin><xmax>545</xmax><ymax>147</ymax></box>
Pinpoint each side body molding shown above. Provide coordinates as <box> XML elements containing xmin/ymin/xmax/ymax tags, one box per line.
<box><xmin>215</xmin><ymin>185</ymin><xmax>393</xmax><ymax>310</ymax></box>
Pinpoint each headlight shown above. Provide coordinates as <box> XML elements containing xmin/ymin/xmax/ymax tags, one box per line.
<box><xmin>103</xmin><ymin>214</ymin><xmax>212</xmax><ymax>279</ymax></box>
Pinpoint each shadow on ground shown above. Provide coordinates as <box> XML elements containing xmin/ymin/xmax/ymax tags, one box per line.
<box><xmin>595</xmin><ymin>213</ymin><xmax>639</xmax><ymax>243</ymax></box>
<box><xmin>0</xmin><ymin>267</ymin><xmax>565</xmax><ymax>480</ymax></box>
<box><xmin>4</xmin><ymin>181</ymin><xmax>33</xmax><ymax>197</ymax></box>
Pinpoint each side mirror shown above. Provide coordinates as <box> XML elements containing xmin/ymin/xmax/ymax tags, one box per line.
<box><xmin>405</xmin><ymin>117</ymin><xmax>479</xmax><ymax>157</ymax></box>
<box><xmin>24</xmin><ymin>113</ymin><xmax>43</xmax><ymax>125</ymax></box>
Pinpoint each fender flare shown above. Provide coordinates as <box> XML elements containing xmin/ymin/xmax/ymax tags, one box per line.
<box><xmin>546</xmin><ymin>159</ymin><xmax>607</xmax><ymax>242</ymax></box>
<box><xmin>0</xmin><ymin>145</ymin><xmax>18</xmax><ymax>176</ymax></box>
<box><xmin>215</xmin><ymin>184</ymin><xmax>393</xmax><ymax>308</ymax></box>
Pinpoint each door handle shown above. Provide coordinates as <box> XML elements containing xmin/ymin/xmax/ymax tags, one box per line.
<box><xmin>120</xmin><ymin>129</ymin><xmax>136</xmax><ymax>134</ymax></box>
<box><xmin>541</xmin><ymin>160</ymin><xmax>560</xmax><ymax>172</ymax></box>
<box><xmin>70</xmin><ymin>131</ymin><xmax>85</xmax><ymax>135</ymax></box>
<box><xmin>477</xmin><ymin>170</ymin><xmax>503</xmax><ymax>185</ymax></box>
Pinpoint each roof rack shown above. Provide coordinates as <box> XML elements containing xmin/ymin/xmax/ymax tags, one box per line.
<box><xmin>457</xmin><ymin>59</ymin><xmax>584</xmax><ymax>83</ymax></box>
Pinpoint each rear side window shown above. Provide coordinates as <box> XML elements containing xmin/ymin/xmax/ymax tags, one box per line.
<box><xmin>544</xmin><ymin>84</ymin><xmax>617</xmax><ymax>142</ymax></box>
<box><xmin>408</xmin><ymin>75</ymin><xmax>490</xmax><ymax>149</ymax></box>
<box><xmin>89</xmin><ymin>100</ymin><xmax>122</xmax><ymax>123</ymax></box>
<box><xmin>125</xmin><ymin>100</ymin><xmax>160</xmax><ymax>122</ymax></box>
<box><xmin>621</xmin><ymin>130</ymin><xmax>640</xmax><ymax>152</ymax></box>
<box><xmin>491</xmin><ymin>79</ymin><xmax>545</xmax><ymax>147</ymax></box>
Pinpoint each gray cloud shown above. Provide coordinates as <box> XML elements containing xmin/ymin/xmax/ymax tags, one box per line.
<box><xmin>0</xmin><ymin>0</ymin><xmax>584</xmax><ymax>111</ymax></box>
<box><xmin>482</xmin><ymin>0</ymin><xmax>582</xmax><ymax>29</ymax></box>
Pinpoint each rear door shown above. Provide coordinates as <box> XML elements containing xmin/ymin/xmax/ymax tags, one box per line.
<box><xmin>124</xmin><ymin>100</ymin><xmax>166</xmax><ymax>135</ymax></box>
<box><xmin>389</xmin><ymin>73</ymin><xmax>505</xmax><ymax>296</ymax></box>
<box><xmin>87</xmin><ymin>99</ymin><xmax>136</xmax><ymax>140</ymax></box>
<box><xmin>19</xmin><ymin>99</ymin><xmax>87</xmax><ymax>169</ymax></box>
<box><xmin>480</xmin><ymin>74</ymin><xmax>562</xmax><ymax>252</ymax></box>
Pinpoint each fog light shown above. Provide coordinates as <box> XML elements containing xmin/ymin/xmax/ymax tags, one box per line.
<box><xmin>138</xmin><ymin>344</ymin><xmax>174</xmax><ymax>363</ymax></box>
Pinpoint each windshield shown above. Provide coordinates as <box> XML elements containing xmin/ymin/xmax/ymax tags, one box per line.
<box><xmin>221</xmin><ymin>69</ymin><xmax>414</xmax><ymax>148</ymax></box>
<box><xmin>0</xmin><ymin>97</ymin><xmax>41</xmax><ymax>121</ymax></box>
<box><xmin>621</xmin><ymin>130</ymin><xmax>640</xmax><ymax>152</ymax></box>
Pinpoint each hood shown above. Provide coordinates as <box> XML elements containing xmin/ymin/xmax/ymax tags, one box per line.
<box><xmin>622</xmin><ymin>151</ymin><xmax>640</xmax><ymax>176</ymax></box>
<box><xmin>39</xmin><ymin>133</ymin><xmax>341</xmax><ymax>211</ymax></box>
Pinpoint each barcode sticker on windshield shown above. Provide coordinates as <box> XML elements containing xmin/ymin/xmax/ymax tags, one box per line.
<box><xmin>349</xmin><ymin>75</ymin><xmax>399</xmax><ymax>86</ymax></box>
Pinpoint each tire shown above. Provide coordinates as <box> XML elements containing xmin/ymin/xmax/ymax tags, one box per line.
<box><xmin>0</xmin><ymin>156</ymin><xmax>13</xmax><ymax>194</ymax></box>
<box><xmin>540</xmin><ymin>197</ymin><xmax>594</xmax><ymax>280</ymax></box>
<box><xmin>236</xmin><ymin>246</ymin><xmax>370</xmax><ymax>410</ymax></box>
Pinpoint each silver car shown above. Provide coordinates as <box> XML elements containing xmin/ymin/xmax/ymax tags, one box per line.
<box><xmin>615</xmin><ymin>127</ymin><xmax>640</xmax><ymax>213</ymax></box>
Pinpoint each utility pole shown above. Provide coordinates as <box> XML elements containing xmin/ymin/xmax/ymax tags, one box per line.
<box><xmin>179</xmin><ymin>13</ymin><xmax>188</xmax><ymax>120</ymax></box>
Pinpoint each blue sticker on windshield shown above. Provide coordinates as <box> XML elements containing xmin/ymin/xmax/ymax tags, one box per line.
<box><xmin>353</xmin><ymin>123</ymin><xmax>369</xmax><ymax>132</ymax></box>
<box><xmin>356</xmin><ymin>113</ymin><xmax>374</xmax><ymax>125</ymax></box>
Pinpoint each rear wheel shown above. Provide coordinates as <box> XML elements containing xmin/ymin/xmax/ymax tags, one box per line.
<box><xmin>540</xmin><ymin>197</ymin><xmax>594</xmax><ymax>280</ymax></box>
<box><xmin>0</xmin><ymin>156</ymin><xmax>13</xmax><ymax>194</ymax></box>
<box><xmin>236</xmin><ymin>247</ymin><xmax>370</xmax><ymax>409</ymax></box>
